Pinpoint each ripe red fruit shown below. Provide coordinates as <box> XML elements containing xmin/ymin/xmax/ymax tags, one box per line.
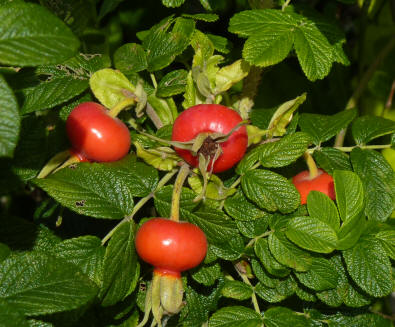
<box><xmin>171</xmin><ymin>104</ymin><xmax>248</xmax><ymax>173</ymax></box>
<box><xmin>292</xmin><ymin>169</ymin><xmax>335</xmax><ymax>205</ymax></box>
<box><xmin>66</xmin><ymin>102</ymin><xmax>131</xmax><ymax>162</ymax></box>
<box><xmin>135</xmin><ymin>218</ymin><xmax>207</xmax><ymax>277</ymax></box>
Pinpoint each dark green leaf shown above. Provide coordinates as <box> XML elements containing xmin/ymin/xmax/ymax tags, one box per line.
<box><xmin>343</xmin><ymin>237</ymin><xmax>392</xmax><ymax>297</ymax></box>
<box><xmin>313</xmin><ymin>148</ymin><xmax>352</xmax><ymax>174</ymax></box>
<box><xmin>336</xmin><ymin>212</ymin><xmax>366</xmax><ymax>250</ymax></box>
<box><xmin>351</xmin><ymin>148</ymin><xmax>395</xmax><ymax>222</ymax></box>
<box><xmin>0</xmin><ymin>243</ymin><xmax>10</xmax><ymax>262</ymax></box>
<box><xmin>327</xmin><ymin>312</ymin><xmax>392</xmax><ymax>327</ymax></box>
<box><xmin>191</xmin><ymin>262</ymin><xmax>222</xmax><ymax>286</ymax></box>
<box><xmin>183</xmin><ymin>14</ymin><xmax>219</xmax><ymax>22</ymax></box>
<box><xmin>100</xmin><ymin>221</ymin><xmax>139</xmax><ymax>306</ymax></box>
<box><xmin>299</xmin><ymin>109</ymin><xmax>357</xmax><ymax>145</ymax></box>
<box><xmin>162</xmin><ymin>0</ymin><xmax>186</xmax><ymax>7</ymax></box>
<box><xmin>263</xmin><ymin>307</ymin><xmax>310</xmax><ymax>327</ymax></box>
<box><xmin>376</xmin><ymin>230</ymin><xmax>395</xmax><ymax>260</ymax></box>
<box><xmin>236</xmin><ymin>218</ymin><xmax>269</xmax><ymax>238</ymax></box>
<box><xmin>307</xmin><ymin>191</ymin><xmax>340</xmax><ymax>231</ymax></box>
<box><xmin>98</xmin><ymin>0</ymin><xmax>125</xmax><ymax>20</ymax></box>
<box><xmin>352</xmin><ymin>116</ymin><xmax>395</xmax><ymax>145</ymax></box>
<box><xmin>209</xmin><ymin>306</ymin><xmax>263</xmax><ymax>327</ymax></box>
<box><xmin>211</xmin><ymin>233</ymin><xmax>244</xmax><ymax>260</ymax></box>
<box><xmin>21</xmin><ymin>76</ymin><xmax>88</xmax><ymax>114</ymax></box>
<box><xmin>156</xmin><ymin>69</ymin><xmax>188</xmax><ymax>97</ymax></box>
<box><xmin>114</xmin><ymin>43</ymin><xmax>148</xmax><ymax>74</ymax></box>
<box><xmin>143</xmin><ymin>17</ymin><xmax>195</xmax><ymax>72</ymax></box>
<box><xmin>34</xmin><ymin>159</ymin><xmax>137</xmax><ymax>219</ymax></box>
<box><xmin>334</xmin><ymin>170</ymin><xmax>364</xmax><ymax>222</ymax></box>
<box><xmin>51</xmin><ymin>236</ymin><xmax>105</xmax><ymax>286</ymax></box>
<box><xmin>242</xmin><ymin>169</ymin><xmax>300</xmax><ymax>213</ymax></box>
<box><xmin>295</xmin><ymin>257</ymin><xmax>339</xmax><ymax>291</ymax></box>
<box><xmin>221</xmin><ymin>280</ymin><xmax>253</xmax><ymax>300</ymax></box>
<box><xmin>224</xmin><ymin>189</ymin><xmax>268</xmax><ymax>221</ymax></box>
<box><xmin>256</xmin><ymin>132</ymin><xmax>311</xmax><ymax>168</ymax></box>
<box><xmin>0</xmin><ymin>3</ymin><xmax>79</xmax><ymax>66</ymax></box>
<box><xmin>255</xmin><ymin>275</ymin><xmax>296</xmax><ymax>303</ymax></box>
<box><xmin>286</xmin><ymin>216</ymin><xmax>338</xmax><ymax>253</ymax></box>
<box><xmin>0</xmin><ymin>74</ymin><xmax>19</xmax><ymax>158</ymax></box>
<box><xmin>0</xmin><ymin>299</ymin><xmax>29</xmax><ymax>327</ymax></box>
<box><xmin>255</xmin><ymin>238</ymin><xmax>290</xmax><ymax>277</ymax></box>
<box><xmin>268</xmin><ymin>232</ymin><xmax>312</xmax><ymax>272</ymax></box>
<box><xmin>0</xmin><ymin>252</ymin><xmax>97</xmax><ymax>316</ymax></box>
<box><xmin>154</xmin><ymin>185</ymin><xmax>198</xmax><ymax>217</ymax></box>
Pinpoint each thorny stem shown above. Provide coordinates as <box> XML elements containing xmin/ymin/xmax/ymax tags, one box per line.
<box><xmin>304</xmin><ymin>151</ymin><xmax>319</xmax><ymax>179</ymax></box>
<box><xmin>170</xmin><ymin>163</ymin><xmax>190</xmax><ymax>222</ymax></box>
<box><xmin>334</xmin><ymin>36</ymin><xmax>395</xmax><ymax>147</ymax></box>
<box><xmin>235</xmin><ymin>265</ymin><xmax>261</xmax><ymax>314</ymax></box>
<box><xmin>109</xmin><ymin>97</ymin><xmax>136</xmax><ymax>117</ymax></box>
<box><xmin>101</xmin><ymin>169</ymin><xmax>177</xmax><ymax>245</ymax></box>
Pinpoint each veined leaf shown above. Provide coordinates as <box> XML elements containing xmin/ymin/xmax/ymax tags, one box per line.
<box><xmin>0</xmin><ymin>2</ymin><xmax>79</xmax><ymax>66</ymax></box>
<box><xmin>255</xmin><ymin>238</ymin><xmax>290</xmax><ymax>277</ymax></box>
<box><xmin>162</xmin><ymin>0</ymin><xmax>186</xmax><ymax>7</ymax></box>
<box><xmin>209</xmin><ymin>306</ymin><xmax>263</xmax><ymax>327</ymax></box>
<box><xmin>0</xmin><ymin>299</ymin><xmax>29</xmax><ymax>327</ymax></box>
<box><xmin>224</xmin><ymin>189</ymin><xmax>268</xmax><ymax>221</ymax></box>
<box><xmin>313</xmin><ymin>147</ymin><xmax>352</xmax><ymax>174</ymax></box>
<box><xmin>0</xmin><ymin>252</ymin><xmax>97</xmax><ymax>316</ymax></box>
<box><xmin>0</xmin><ymin>74</ymin><xmax>19</xmax><ymax>158</ymax></box>
<box><xmin>221</xmin><ymin>280</ymin><xmax>253</xmax><ymax>300</ymax></box>
<box><xmin>352</xmin><ymin>116</ymin><xmax>395</xmax><ymax>145</ymax></box>
<box><xmin>263</xmin><ymin>307</ymin><xmax>310</xmax><ymax>327</ymax></box>
<box><xmin>242</xmin><ymin>169</ymin><xmax>300</xmax><ymax>213</ymax></box>
<box><xmin>334</xmin><ymin>170</ymin><xmax>364</xmax><ymax>222</ymax></box>
<box><xmin>307</xmin><ymin>191</ymin><xmax>340</xmax><ymax>231</ymax></box>
<box><xmin>114</xmin><ymin>43</ymin><xmax>148</xmax><ymax>74</ymax></box>
<box><xmin>157</xmin><ymin>69</ymin><xmax>188</xmax><ymax>98</ymax></box>
<box><xmin>343</xmin><ymin>237</ymin><xmax>392</xmax><ymax>297</ymax></box>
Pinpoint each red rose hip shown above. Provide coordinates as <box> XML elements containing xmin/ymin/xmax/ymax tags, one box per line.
<box><xmin>292</xmin><ymin>169</ymin><xmax>335</xmax><ymax>205</ymax></box>
<box><xmin>66</xmin><ymin>102</ymin><xmax>131</xmax><ymax>162</ymax></box>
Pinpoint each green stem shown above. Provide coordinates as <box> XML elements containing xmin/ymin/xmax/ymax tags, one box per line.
<box><xmin>304</xmin><ymin>151</ymin><xmax>318</xmax><ymax>179</ymax></box>
<box><xmin>335</xmin><ymin>144</ymin><xmax>392</xmax><ymax>152</ymax></box>
<box><xmin>170</xmin><ymin>163</ymin><xmax>190</xmax><ymax>222</ymax></box>
<box><xmin>101</xmin><ymin>169</ymin><xmax>177</xmax><ymax>245</ymax></box>
<box><xmin>235</xmin><ymin>266</ymin><xmax>261</xmax><ymax>314</ymax></box>
<box><xmin>246</xmin><ymin>230</ymin><xmax>272</xmax><ymax>248</ymax></box>
<box><xmin>282</xmin><ymin>0</ymin><xmax>292</xmax><ymax>11</ymax></box>
<box><xmin>334</xmin><ymin>36</ymin><xmax>395</xmax><ymax>147</ymax></box>
<box><xmin>150</xmin><ymin>73</ymin><xmax>158</xmax><ymax>89</ymax></box>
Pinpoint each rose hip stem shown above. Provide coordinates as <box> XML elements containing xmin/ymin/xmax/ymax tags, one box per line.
<box><xmin>170</xmin><ymin>163</ymin><xmax>190</xmax><ymax>222</ymax></box>
<box><xmin>304</xmin><ymin>151</ymin><xmax>318</xmax><ymax>179</ymax></box>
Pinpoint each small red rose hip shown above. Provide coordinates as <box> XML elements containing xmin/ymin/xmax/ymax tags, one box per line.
<box><xmin>171</xmin><ymin>104</ymin><xmax>248</xmax><ymax>173</ymax></box>
<box><xmin>66</xmin><ymin>102</ymin><xmax>131</xmax><ymax>162</ymax></box>
<box><xmin>135</xmin><ymin>218</ymin><xmax>207</xmax><ymax>277</ymax></box>
<box><xmin>292</xmin><ymin>169</ymin><xmax>335</xmax><ymax>205</ymax></box>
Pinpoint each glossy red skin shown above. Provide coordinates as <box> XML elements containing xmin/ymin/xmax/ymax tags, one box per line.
<box><xmin>292</xmin><ymin>169</ymin><xmax>335</xmax><ymax>205</ymax></box>
<box><xmin>66</xmin><ymin>102</ymin><xmax>131</xmax><ymax>162</ymax></box>
<box><xmin>171</xmin><ymin>104</ymin><xmax>248</xmax><ymax>173</ymax></box>
<box><xmin>135</xmin><ymin>218</ymin><xmax>207</xmax><ymax>276</ymax></box>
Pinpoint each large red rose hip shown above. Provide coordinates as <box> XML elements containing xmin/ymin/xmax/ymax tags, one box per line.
<box><xmin>292</xmin><ymin>169</ymin><xmax>335</xmax><ymax>205</ymax></box>
<box><xmin>66</xmin><ymin>102</ymin><xmax>131</xmax><ymax>162</ymax></box>
<box><xmin>135</xmin><ymin>218</ymin><xmax>207</xmax><ymax>277</ymax></box>
<box><xmin>171</xmin><ymin>104</ymin><xmax>248</xmax><ymax>173</ymax></box>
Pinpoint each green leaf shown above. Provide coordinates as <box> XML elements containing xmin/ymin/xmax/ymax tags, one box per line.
<box><xmin>224</xmin><ymin>189</ymin><xmax>268</xmax><ymax>221</ymax></box>
<box><xmin>268</xmin><ymin>232</ymin><xmax>312</xmax><ymax>272</ymax></box>
<box><xmin>236</xmin><ymin>218</ymin><xmax>269</xmax><ymax>238</ymax></box>
<box><xmin>100</xmin><ymin>221</ymin><xmax>139</xmax><ymax>306</ymax></box>
<box><xmin>0</xmin><ymin>243</ymin><xmax>10</xmax><ymax>262</ymax></box>
<box><xmin>0</xmin><ymin>3</ymin><xmax>79</xmax><ymax>66</ymax></box>
<box><xmin>376</xmin><ymin>230</ymin><xmax>395</xmax><ymax>260</ymax></box>
<box><xmin>327</xmin><ymin>312</ymin><xmax>392</xmax><ymax>327</ymax></box>
<box><xmin>334</xmin><ymin>170</ymin><xmax>364</xmax><ymax>222</ymax></box>
<box><xmin>336</xmin><ymin>212</ymin><xmax>366</xmax><ymax>250</ymax></box>
<box><xmin>34</xmin><ymin>157</ymin><xmax>157</xmax><ymax>219</ymax></box>
<box><xmin>286</xmin><ymin>216</ymin><xmax>338</xmax><ymax>253</ymax></box>
<box><xmin>143</xmin><ymin>17</ymin><xmax>195</xmax><ymax>72</ymax></box>
<box><xmin>207</xmin><ymin>34</ymin><xmax>231</xmax><ymax>54</ymax></box>
<box><xmin>293</xmin><ymin>18</ymin><xmax>334</xmax><ymax>81</ymax></box>
<box><xmin>183</xmin><ymin>13</ymin><xmax>219</xmax><ymax>22</ymax></box>
<box><xmin>214</xmin><ymin>59</ymin><xmax>250</xmax><ymax>94</ymax></box>
<box><xmin>114</xmin><ymin>43</ymin><xmax>148</xmax><ymax>74</ymax></box>
<box><xmin>257</xmin><ymin>132</ymin><xmax>311</xmax><ymax>168</ymax></box>
<box><xmin>21</xmin><ymin>76</ymin><xmax>88</xmax><ymax>114</ymax></box>
<box><xmin>50</xmin><ymin>236</ymin><xmax>105</xmax><ymax>286</ymax></box>
<box><xmin>89</xmin><ymin>68</ymin><xmax>136</xmax><ymax>109</ymax></box>
<box><xmin>299</xmin><ymin>109</ymin><xmax>357</xmax><ymax>145</ymax></box>
<box><xmin>156</xmin><ymin>69</ymin><xmax>188</xmax><ymax>98</ymax></box>
<box><xmin>263</xmin><ymin>307</ymin><xmax>310</xmax><ymax>327</ymax></box>
<box><xmin>307</xmin><ymin>191</ymin><xmax>340</xmax><ymax>231</ymax></box>
<box><xmin>98</xmin><ymin>0</ymin><xmax>125</xmax><ymax>20</ymax></box>
<box><xmin>191</xmin><ymin>262</ymin><xmax>222</xmax><ymax>286</ymax></box>
<box><xmin>351</xmin><ymin>148</ymin><xmax>395</xmax><ymax>222</ymax></box>
<box><xmin>221</xmin><ymin>280</ymin><xmax>253</xmax><ymax>300</ymax></box>
<box><xmin>352</xmin><ymin>116</ymin><xmax>395</xmax><ymax>145</ymax></box>
<box><xmin>0</xmin><ymin>252</ymin><xmax>97</xmax><ymax>316</ymax></box>
<box><xmin>210</xmin><ymin>233</ymin><xmax>244</xmax><ymax>260</ymax></box>
<box><xmin>242</xmin><ymin>169</ymin><xmax>300</xmax><ymax>213</ymax></box>
<box><xmin>313</xmin><ymin>148</ymin><xmax>352</xmax><ymax>174</ymax></box>
<box><xmin>254</xmin><ymin>275</ymin><xmax>296</xmax><ymax>303</ymax></box>
<box><xmin>295</xmin><ymin>257</ymin><xmax>339</xmax><ymax>291</ymax></box>
<box><xmin>209</xmin><ymin>306</ymin><xmax>263</xmax><ymax>327</ymax></box>
<box><xmin>162</xmin><ymin>0</ymin><xmax>186</xmax><ymax>7</ymax></box>
<box><xmin>0</xmin><ymin>299</ymin><xmax>29</xmax><ymax>327</ymax></box>
<box><xmin>343</xmin><ymin>237</ymin><xmax>392</xmax><ymax>297</ymax></box>
<box><xmin>243</xmin><ymin>27</ymin><xmax>294</xmax><ymax>67</ymax></box>
<box><xmin>255</xmin><ymin>238</ymin><xmax>290</xmax><ymax>277</ymax></box>
<box><xmin>0</xmin><ymin>74</ymin><xmax>19</xmax><ymax>158</ymax></box>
